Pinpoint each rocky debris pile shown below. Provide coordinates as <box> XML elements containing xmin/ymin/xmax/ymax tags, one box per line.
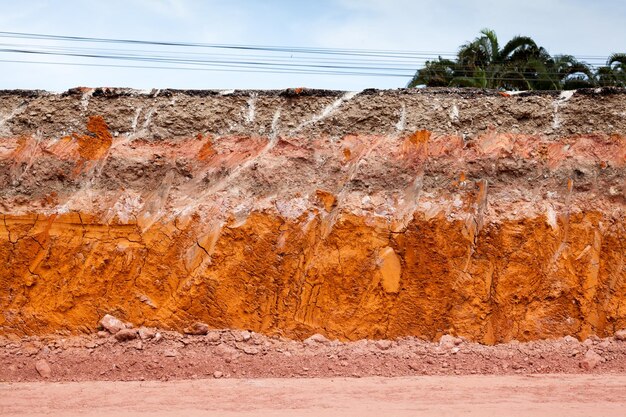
<box><xmin>1</xmin><ymin>319</ymin><xmax>625</xmax><ymax>383</ymax></box>
<box><xmin>98</xmin><ymin>314</ymin><xmax>162</xmax><ymax>345</ymax></box>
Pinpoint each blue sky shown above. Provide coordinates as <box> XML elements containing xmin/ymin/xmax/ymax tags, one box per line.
<box><xmin>1</xmin><ymin>0</ymin><xmax>625</xmax><ymax>91</ymax></box>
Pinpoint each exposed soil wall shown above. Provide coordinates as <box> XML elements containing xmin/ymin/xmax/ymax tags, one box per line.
<box><xmin>1</xmin><ymin>87</ymin><xmax>624</xmax><ymax>343</ymax></box>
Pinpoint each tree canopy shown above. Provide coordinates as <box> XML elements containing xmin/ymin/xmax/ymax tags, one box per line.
<box><xmin>408</xmin><ymin>29</ymin><xmax>625</xmax><ymax>90</ymax></box>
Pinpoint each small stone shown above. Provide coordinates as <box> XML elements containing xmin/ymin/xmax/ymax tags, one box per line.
<box><xmin>35</xmin><ymin>359</ymin><xmax>51</xmax><ymax>378</ymax></box>
<box><xmin>206</xmin><ymin>332</ymin><xmax>221</xmax><ymax>343</ymax></box>
<box><xmin>153</xmin><ymin>332</ymin><xmax>163</xmax><ymax>343</ymax></box>
<box><xmin>213</xmin><ymin>371</ymin><xmax>223</xmax><ymax>379</ymax></box>
<box><xmin>439</xmin><ymin>335</ymin><xmax>456</xmax><ymax>349</ymax></box>
<box><xmin>138</xmin><ymin>327</ymin><xmax>157</xmax><ymax>341</ymax></box>
<box><xmin>97</xmin><ymin>331</ymin><xmax>108</xmax><ymax>338</ymax></box>
<box><xmin>580</xmin><ymin>349</ymin><xmax>604</xmax><ymax>370</ymax></box>
<box><xmin>184</xmin><ymin>322</ymin><xmax>209</xmax><ymax>336</ymax></box>
<box><xmin>241</xmin><ymin>331</ymin><xmax>252</xmax><ymax>341</ymax></box>
<box><xmin>214</xmin><ymin>343</ymin><xmax>238</xmax><ymax>359</ymax></box>
<box><xmin>134</xmin><ymin>340</ymin><xmax>143</xmax><ymax>350</ymax></box>
<box><xmin>614</xmin><ymin>330</ymin><xmax>626</xmax><ymax>341</ymax></box>
<box><xmin>304</xmin><ymin>333</ymin><xmax>330</xmax><ymax>345</ymax></box>
<box><xmin>242</xmin><ymin>346</ymin><xmax>259</xmax><ymax>355</ymax></box>
<box><xmin>451</xmin><ymin>347</ymin><xmax>460</xmax><ymax>354</ymax></box>
<box><xmin>375</xmin><ymin>340</ymin><xmax>392</xmax><ymax>350</ymax></box>
<box><xmin>114</xmin><ymin>329</ymin><xmax>138</xmax><ymax>342</ymax></box>
<box><xmin>408</xmin><ymin>363</ymin><xmax>420</xmax><ymax>371</ymax></box>
<box><xmin>22</xmin><ymin>345</ymin><xmax>40</xmax><ymax>356</ymax></box>
<box><xmin>100</xmin><ymin>314</ymin><xmax>126</xmax><ymax>335</ymax></box>
<box><xmin>563</xmin><ymin>335</ymin><xmax>578</xmax><ymax>343</ymax></box>
<box><xmin>164</xmin><ymin>349</ymin><xmax>178</xmax><ymax>357</ymax></box>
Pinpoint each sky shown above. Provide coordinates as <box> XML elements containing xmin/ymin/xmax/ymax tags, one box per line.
<box><xmin>0</xmin><ymin>0</ymin><xmax>625</xmax><ymax>91</ymax></box>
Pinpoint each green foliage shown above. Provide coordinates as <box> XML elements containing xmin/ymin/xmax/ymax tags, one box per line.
<box><xmin>408</xmin><ymin>29</ymin><xmax>625</xmax><ymax>90</ymax></box>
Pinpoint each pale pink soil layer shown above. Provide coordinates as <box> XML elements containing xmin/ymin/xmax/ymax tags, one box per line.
<box><xmin>2</xmin><ymin>330</ymin><xmax>626</xmax><ymax>382</ymax></box>
<box><xmin>2</xmin><ymin>375</ymin><xmax>626</xmax><ymax>417</ymax></box>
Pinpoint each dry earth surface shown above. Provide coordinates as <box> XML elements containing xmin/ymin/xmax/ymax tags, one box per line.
<box><xmin>2</xmin><ymin>327</ymin><xmax>626</xmax><ymax>381</ymax></box>
<box><xmin>3</xmin><ymin>375</ymin><xmax>626</xmax><ymax>417</ymax></box>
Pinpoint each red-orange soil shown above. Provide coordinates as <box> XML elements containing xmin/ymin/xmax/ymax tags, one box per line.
<box><xmin>1</xmin><ymin>88</ymin><xmax>625</xmax><ymax>344</ymax></box>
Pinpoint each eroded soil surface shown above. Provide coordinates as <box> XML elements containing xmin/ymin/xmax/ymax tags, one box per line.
<box><xmin>1</xmin><ymin>88</ymin><xmax>625</xmax><ymax>343</ymax></box>
<box><xmin>2</xmin><ymin>328</ymin><xmax>626</xmax><ymax>382</ymax></box>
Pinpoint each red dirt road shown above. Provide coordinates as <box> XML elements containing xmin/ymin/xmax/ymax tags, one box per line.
<box><xmin>2</xmin><ymin>374</ymin><xmax>626</xmax><ymax>417</ymax></box>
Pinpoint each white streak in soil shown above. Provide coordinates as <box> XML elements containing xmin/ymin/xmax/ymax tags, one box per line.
<box><xmin>192</xmin><ymin>107</ymin><xmax>282</xmax><ymax>206</ymax></box>
<box><xmin>0</xmin><ymin>102</ymin><xmax>28</xmax><ymax>134</ymax></box>
<box><xmin>80</xmin><ymin>90</ymin><xmax>93</xmax><ymax>112</ymax></box>
<box><xmin>552</xmin><ymin>90</ymin><xmax>575</xmax><ymax>130</ymax></box>
<box><xmin>449</xmin><ymin>104</ymin><xmax>459</xmax><ymax>123</ymax></box>
<box><xmin>291</xmin><ymin>91</ymin><xmax>358</xmax><ymax>134</ymax></box>
<box><xmin>142</xmin><ymin>106</ymin><xmax>156</xmax><ymax>131</ymax></box>
<box><xmin>269</xmin><ymin>107</ymin><xmax>281</xmax><ymax>146</ymax></box>
<box><xmin>545</xmin><ymin>204</ymin><xmax>558</xmax><ymax>230</ymax></box>
<box><xmin>395</xmin><ymin>103</ymin><xmax>406</xmax><ymax>132</ymax></box>
<box><xmin>244</xmin><ymin>93</ymin><xmax>257</xmax><ymax>124</ymax></box>
<box><xmin>131</xmin><ymin>107</ymin><xmax>143</xmax><ymax>133</ymax></box>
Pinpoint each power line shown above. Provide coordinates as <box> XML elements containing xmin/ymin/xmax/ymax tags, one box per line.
<box><xmin>0</xmin><ymin>31</ymin><xmax>459</xmax><ymax>59</ymax></box>
<box><xmin>0</xmin><ymin>30</ymin><xmax>613</xmax><ymax>61</ymax></box>
<box><xmin>0</xmin><ymin>59</ymin><xmax>413</xmax><ymax>78</ymax></box>
<box><xmin>0</xmin><ymin>31</ymin><xmax>619</xmax><ymax>82</ymax></box>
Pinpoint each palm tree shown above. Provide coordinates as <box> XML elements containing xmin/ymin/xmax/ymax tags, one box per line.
<box><xmin>408</xmin><ymin>29</ymin><xmax>625</xmax><ymax>90</ymax></box>
<box><xmin>407</xmin><ymin>57</ymin><xmax>456</xmax><ymax>88</ymax></box>
<box><xmin>550</xmin><ymin>55</ymin><xmax>596</xmax><ymax>89</ymax></box>
<box><xmin>596</xmin><ymin>53</ymin><xmax>626</xmax><ymax>87</ymax></box>
<box><xmin>452</xmin><ymin>28</ymin><xmax>552</xmax><ymax>90</ymax></box>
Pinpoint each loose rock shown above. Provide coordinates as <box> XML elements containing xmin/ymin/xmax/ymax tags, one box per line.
<box><xmin>35</xmin><ymin>359</ymin><xmax>52</xmax><ymax>378</ymax></box>
<box><xmin>242</xmin><ymin>346</ymin><xmax>260</xmax><ymax>355</ymax></box>
<box><xmin>439</xmin><ymin>335</ymin><xmax>456</xmax><ymax>349</ymax></box>
<box><xmin>138</xmin><ymin>327</ymin><xmax>157</xmax><ymax>341</ymax></box>
<box><xmin>184</xmin><ymin>322</ymin><xmax>209</xmax><ymax>336</ymax></box>
<box><xmin>213</xmin><ymin>371</ymin><xmax>223</xmax><ymax>379</ymax></box>
<box><xmin>614</xmin><ymin>330</ymin><xmax>626</xmax><ymax>341</ymax></box>
<box><xmin>304</xmin><ymin>333</ymin><xmax>330</xmax><ymax>345</ymax></box>
<box><xmin>114</xmin><ymin>329</ymin><xmax>138</xmax><ymax>342</ymax></box>
<box><xmin>99</xmin><ymin>314</ymin><xmax>126</xmax><ymax>335</ymax></box>
<box><xmin>206</xmin><ymin>331</ymin><xmax>221</xmax><ymax>343</ymax></box>
<box><xmin>375</xmin><ymin>340</ymin><xmax>392</xmax><ymax>350</ymax></box>
<box><xmin>580</xmin><ymin>349</ymin><xmax>604</xmax><ymax>370</ymax></box>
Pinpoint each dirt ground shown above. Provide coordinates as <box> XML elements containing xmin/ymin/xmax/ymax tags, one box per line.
<box><xmin>3</xmin><ymin>374</ymin><xmax>626</xmax><ymax>417</ymax></box>
<box><xmin>2</xmin><ymin>329</ymin><xmax>626</xmax><ymax>382</ymax></box>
